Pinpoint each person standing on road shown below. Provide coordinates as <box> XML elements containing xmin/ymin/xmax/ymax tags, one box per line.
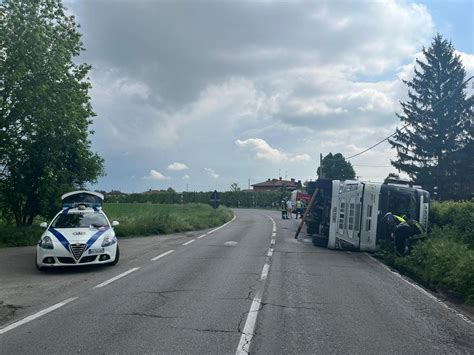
<box><xmin>286</xmin><ymin>199</ymin><xmax>293</xmax><ymax>219</ymax></box>
<box><xmin>295</xmin><ymin>199</ymin><xmax>303</xmax><ymax>218</ymax></box>
<box><xmin>281</xmin><ymin>200</ymin><xmax>288</xmax><ymax>219</ymax></box>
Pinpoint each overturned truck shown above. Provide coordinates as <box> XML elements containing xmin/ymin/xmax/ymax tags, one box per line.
<box><xmin>306</xmin><ymin>179</ymin><xmax>429</xmax><ymax>252</ymax></box>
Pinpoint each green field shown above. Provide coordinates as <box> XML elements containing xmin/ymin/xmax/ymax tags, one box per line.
<box><xmin>0</xmin><ymin>203</ymin><xmax>234</xmax><ymax>247</ymax></box>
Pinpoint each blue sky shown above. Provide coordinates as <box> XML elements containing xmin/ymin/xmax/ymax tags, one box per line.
<box><xmin>65</xmin><ymin>0</ymin><xmax>473</xmax><ymax>193</ymax></box>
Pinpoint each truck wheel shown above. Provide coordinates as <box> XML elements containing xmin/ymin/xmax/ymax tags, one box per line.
<box><xmin>312</xmin><ymin>235</ymin><xmax>328</xmax><ymax>248</ymax></box>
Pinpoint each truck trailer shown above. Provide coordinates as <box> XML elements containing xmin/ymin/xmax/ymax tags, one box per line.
<box><xmin>305</xmin><ymin>179</ymin><xmax>430</xmax><ymax>252</ymax></box>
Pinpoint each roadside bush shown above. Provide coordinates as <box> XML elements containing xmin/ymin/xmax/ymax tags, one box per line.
<box><xmin>375</xmin><ymin>201</ymin><xmax>474</xmax><ymax>304</ymax></box>
<box><xmin>429</xmin><ymin>201</ymin><xmax>474</xmax><ymax>247</ymax></box>
<box><xmin>0</xmin><ymin>225</ymin><xmax>42</xmax><ymax>247</ymax></box>
<box><xmin>395</xmin><ymin>227</ymin><xmax>474</xmax><ymax>303</ymax></box>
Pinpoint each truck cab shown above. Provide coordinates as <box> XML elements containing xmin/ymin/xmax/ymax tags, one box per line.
<box><xmin>306</xmin><ymin>179</ymin><xmax>429</xmax><ymax>252</ymax></box>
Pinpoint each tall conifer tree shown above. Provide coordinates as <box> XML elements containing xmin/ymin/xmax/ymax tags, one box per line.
<box><xmin>389</xmin><ymin>34</ymin><xmax>473</xmax><ymax>200</ymax></box>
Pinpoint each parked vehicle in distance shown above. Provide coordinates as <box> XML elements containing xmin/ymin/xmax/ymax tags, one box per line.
<box><xmin>305</xmin><ymin>179</ymin><xmax>429</xmax><ymax>251</ymax></box>
<box><xmin>36</xmin><ymin>191</ymin><xmax>120</xmax><ymax>270</ymax></box>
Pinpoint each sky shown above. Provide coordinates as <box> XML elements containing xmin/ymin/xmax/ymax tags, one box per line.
<box><xmin>64</xmin><ymin>0</ymin><xmax>474</xmax><ymax>193</ymax></box>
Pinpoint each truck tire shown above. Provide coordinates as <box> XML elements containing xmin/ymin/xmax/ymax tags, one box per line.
<box><xmin>312</xmin><ymin>235</ymin><xmax>328</xmax><ymax>248</ymax></box>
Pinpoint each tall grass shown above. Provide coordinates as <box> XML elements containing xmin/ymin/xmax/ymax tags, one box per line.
<box><xmin>103</xmin><ymin>203</ymin><xmax>233</xmax><ymax>237</ymax></box>
<box><xmin>0</xmin><ymin>203</ymin><xmax>234</xmax><ymax>247</ymax></box>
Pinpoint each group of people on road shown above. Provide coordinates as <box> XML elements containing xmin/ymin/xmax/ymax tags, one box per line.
<box><xmin>281</xmin><ymin>199</ymin><xmax>305</xmax><ymax>219</ymax></box>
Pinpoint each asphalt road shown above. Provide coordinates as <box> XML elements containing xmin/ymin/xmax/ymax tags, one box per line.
<box><xmin>0</xmin><ymin>209</ymin><xmax>473</xmax><ymax>354</ymax></box>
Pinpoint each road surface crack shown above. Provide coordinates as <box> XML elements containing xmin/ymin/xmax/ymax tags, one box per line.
<box><xmin>170</xmin><ymin>325</ymin><xmax>237</xmax><ymax>334</ymax></box>
<box><xmin>260</xmin><ymin>301</ymin><xmax>320</xmax><ymax>311</ymax></box>
<box><xmin>120</xmin><ymin>312</ymin><xmax>180</xmax><ymax>319</ymax></box>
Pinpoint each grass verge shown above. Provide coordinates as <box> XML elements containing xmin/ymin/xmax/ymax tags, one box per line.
<box><xmin>0</xmin><ymin>203</ymin><xmax>234</xmax><ymax>247</ymax></box>
<box><xmin>374</xmin><ymin>201</ymin><xmax>474</xmax><ymax>305</ymax></box>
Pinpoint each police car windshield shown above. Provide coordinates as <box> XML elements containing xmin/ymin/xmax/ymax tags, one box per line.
<box><xmin>52</xmin><ymin>212</ymin><xmax>108</xmax><ymax>229</ymax></box>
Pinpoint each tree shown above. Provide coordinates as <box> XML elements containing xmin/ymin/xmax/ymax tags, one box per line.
<box><xmin>229</xmin><ymin>183</ymin><xmax>240</xmax><ymax>192</ymax></box>
<box><xmin>389</xmin><ymin>34</ymin><xmax>474</xmax><ymax>200</ymax></box>
<box><xmin>0</xmin><ymin>0</ymin><xmax>104</xmax><ymax>225</ymax></box>
<box><xmin>317</xmin><ymin>153</ymin><xmax>356</xmax><ymax>180</ymax></box>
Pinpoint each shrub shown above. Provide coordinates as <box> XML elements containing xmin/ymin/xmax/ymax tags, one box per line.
<box><xmin>396</xmin><ymin>228</ymin><xmax>474</xmax><ymax>303</ymax></box>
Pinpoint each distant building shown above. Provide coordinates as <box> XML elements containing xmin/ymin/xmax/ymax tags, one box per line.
<box><xmin>251</xmin><ymin>177</ymin><xmax>302</xmax><ymax>192</ymax></box>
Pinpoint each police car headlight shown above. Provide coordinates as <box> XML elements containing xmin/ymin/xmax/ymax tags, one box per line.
<box><xmin>101</xmin><ymin>235</ymin><xmax>117</xmax><ymax>247</ymax></box>
<box><xmin>39</xmin><ymin>236</ymin><xmax>54</xmax><ymax>249</ymax></box>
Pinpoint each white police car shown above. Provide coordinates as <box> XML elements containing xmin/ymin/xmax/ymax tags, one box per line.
<box><xmin>36</xmin><ymin>191</ymin><xmax>120</xmax><ymax>270</ymax></box>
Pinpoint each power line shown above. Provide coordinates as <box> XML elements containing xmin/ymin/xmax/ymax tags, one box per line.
<box><xmin>344</xmin><ymin>75</ymin><xmax>474</xmax><ymax>160</ymax></box>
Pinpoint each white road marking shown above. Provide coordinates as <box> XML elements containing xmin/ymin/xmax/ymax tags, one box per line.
<box><xmin>224</xmin><ymin>241</ymin><xmax>238</xmax><ymax>246</ymax></box>
<box><xmin>151</xmin><ymin>250</ymin><xmax>174</xmax><ymax>261</ymax></box>
<box><xmin>207</xmin><ymin>214</ymin><xmax>237</xmax><ymax>234</ymax></box>
<box><xmin>0</xmin><ymin>297</ymin><xmax>78</xmax><ymax>335</ymax></box>
<box><xmin>94</xmin><ymin>267</ymin><xmax>140</xmax><ymax>289</ymax></box>
<box><xmin>260</xmin><ymin>264</ymin><xmax>270</xmax><ymax>280</ymax></box>
<box><xmin>367</xmin><ymin>254</ymin><xmax>473</xmax><ymax>326</ymax></box>
<box><xmin>272</xmin><ymin>232</ymin><xmax>276</xmax><ymax>237</ymax></box>
<box><xmin>197</xmin><ymin>234</ymin><xmax>207</xmax><ymax>239</ymax></box>
<box><xmin>183</xmin><ymin>239</ymin><xmax>195</xmax><ymax>246</ymax></box>
<box><xmin>236</xmin><ymin>291</ymin><xmax>262</xmax><ymax>355</ymax></box>
<box><xmin>235</xmin><ymin>215</ymin><xmax>276</xmax><ymax>354</ymax></box>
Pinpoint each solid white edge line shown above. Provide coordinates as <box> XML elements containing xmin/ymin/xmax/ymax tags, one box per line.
<box><xmin>267</xmin><ymin>248</ymin><xmax>274</xmax><ymax>257</ymax></box>
<box><xmin>207</xmin><ymin>214</ymin><xmax>237</xmax><ymax>235</ymax></box>
<box><xmin>94</xmin><ymin>267</ymin><xmax>140</xmax><ymax>289</ymax></box>
<box><xmin>270</xmin><ymin>239</ymin><xmax>276</xmax><ymax>245</ymax></box>
<box><xmin>183</xmin><ymin>239</ymin><xmax>195</xmax><ymax>246</ymax></box>
<box><xmin>260</xmin><ymin>263</ymin><xmax>270</xmax><ymax>280</ymax></box>
<box><xmin>151</xmin><ymin>250</ymin><xmax>174</xmax><ymax>261</ymax></box>
<box><xmin>366</xmin><ymin>254</ymin><xmax>473</xmax><ymax>326</ymax></box>
<box><xmin>236</xmin><ymin>292</ymin><xmax>262</xmax><ymax>355</ymax></box>
<box><xmin>197</xmin><ymin>234</ymin><xmax>207</xmax><ymax>239</ymax></box>
<box><xmin>0</xmin><ymin>297</ymin><xmax>78</xmax><ymax>335</ymax></box>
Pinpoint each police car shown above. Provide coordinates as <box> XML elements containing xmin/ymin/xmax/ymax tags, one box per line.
<box><xmin>36</xmin><ymin>191</ymin><xmax>120</xmax><ymax>270</ymax></box>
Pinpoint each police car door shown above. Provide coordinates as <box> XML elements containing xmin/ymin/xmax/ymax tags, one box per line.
<box><xmin>331</xmin><ymin>181</ymin><xmax>363</xmax><ymax>250</ymax></box>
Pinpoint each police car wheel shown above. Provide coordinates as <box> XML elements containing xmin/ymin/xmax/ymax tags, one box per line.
<box><xmin>35</xmin><ymin>255</ymin><xmax>45</xmax><ymax>272</ymax></box>
<box><xmin>108</xmin><ymin>246</ymin><xmax>120</xmax><ymax>266</ymax></box>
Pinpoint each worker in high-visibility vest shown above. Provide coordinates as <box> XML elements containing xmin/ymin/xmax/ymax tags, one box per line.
<box><xmin>394</xmin><ymin>216</ymin><xmax>424</xmax><ymax>256</ymax></box>
<box><xmin>382</xmin><ymin>212</ymin><xmax>406</xmax><ymax>241</ymax></box>
<box><xmin>295</xmin><ymin>199</ymin><xmax>303</xmax><ymax>219</ymax></box>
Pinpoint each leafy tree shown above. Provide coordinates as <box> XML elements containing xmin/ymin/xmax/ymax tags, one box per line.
<box><xmin>229</xmin><ymin>183</ymin><xmax>240</xmax><ymax>192</ymax></box>
<box><xmin>389</xmin><ymin>34</ymin><xmax>474</xmax><ymax>200</ymax></box>
<box><xmin>0</xmin><ymin>0</ymin><xmax>104</xmax><ymax>225</ymax></box>
<box><xmin>317</xmin><ymin>153</ymin><xmax>356</xmax><ymax>180</ymax></box>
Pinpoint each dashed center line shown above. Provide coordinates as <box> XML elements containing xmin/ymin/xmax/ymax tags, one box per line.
<box><xmin>260</xmin><ymin>264</ymin><xmax>270</xmax><ymax>280</ymax></box>
<box><xmin>94</xmin><ymin>267</ymin><xmax>141</xmax><ymax>289</ymax></box>
<box><xmin>183</xmin><ymin>239</ymin><xmax>195</xmax><ymax>246</ymax></box>
<box><xmin>197</xmin><ymin>234</ymin><xmax>207</xmax><ymax>239</ymax></box>
<box><xmin>151</xmin><ymin>250</ymin><xmax>174</xmax><ymax>261</ymax></box>
<box><xmin>0</xmin><ymin>297</ymin><xmax>78</xmax><ymax>335</ymax></box>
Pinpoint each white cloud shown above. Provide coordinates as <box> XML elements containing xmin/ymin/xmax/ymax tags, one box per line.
<box><xmin>204</xmin><ymin>168</ymin><xmax>219</xmax><ymax>179</ymax></box>
<box><xmin>182</xmin><ymin>174</ymin><xmax>190</xmax><ymax>180</ymax></box>
<box><xmin>167</xmin><ymin>162</ymin><xmax>189</xmax><ymax>171</ymax></box>
<box><xmin>143</xmin><ymin>169</ymin><xmax>169</xmax><ymax>180</ymax></box>
<box><xmin>236</xmin><ymin>138</ymin><xmax>312</xmax><ymax>163</ymax></box>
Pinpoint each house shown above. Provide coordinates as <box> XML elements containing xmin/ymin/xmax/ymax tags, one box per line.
<box><xmin>251</xmin><ymin>177</ymin><xmax>302</xmax><ymax>192</ymax></box>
